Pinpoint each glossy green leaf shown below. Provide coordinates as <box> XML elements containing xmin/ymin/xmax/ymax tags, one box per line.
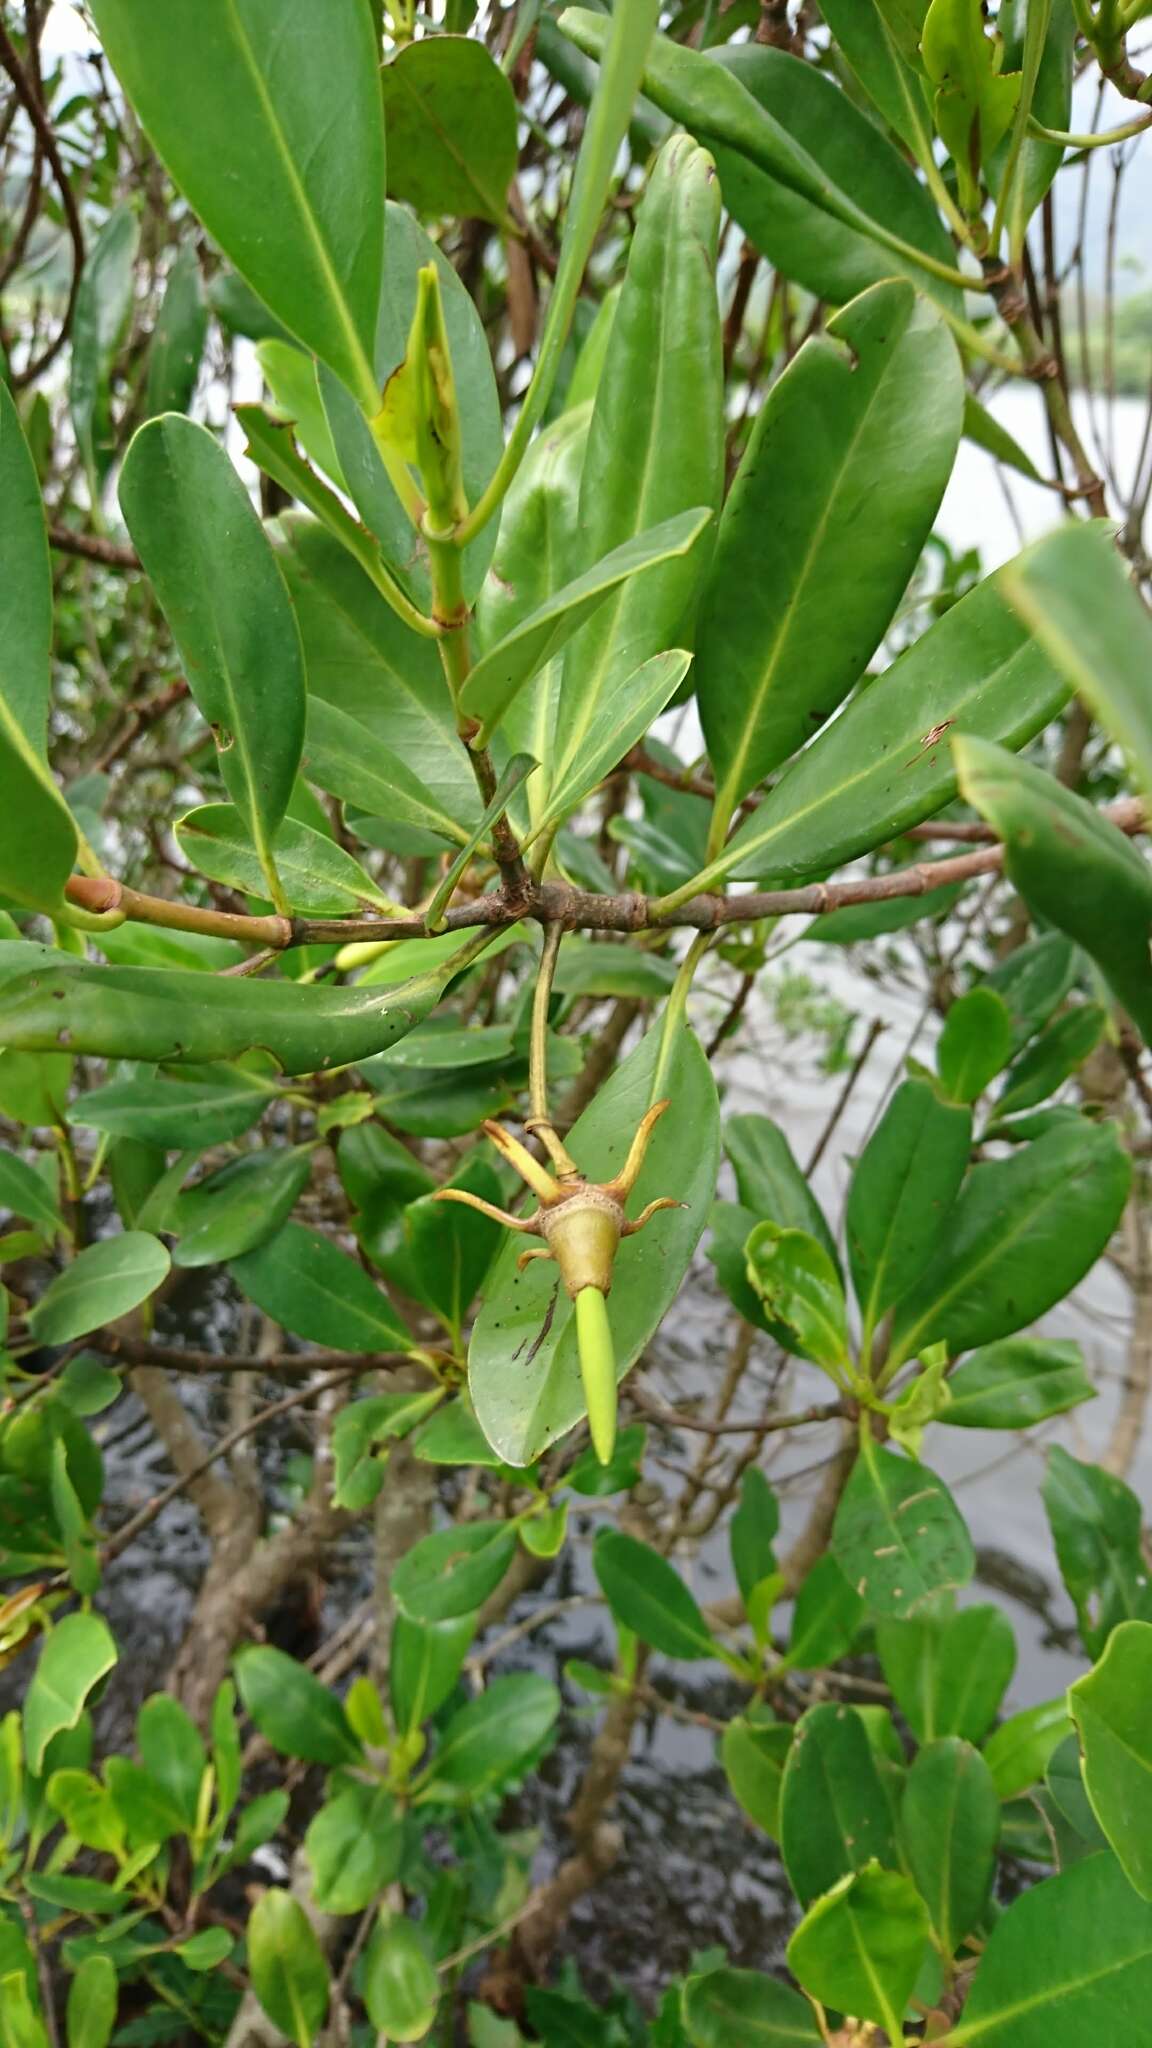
<box><xmin>994</xmin><ymin>1003</ymin><xmax>1107</xmax><ymax>1119</ymax></box>
<box><xmin>877</xmin><ymin>1602</ymin><xmax>1016</xmax><ymax>1745</ymax></box>
<box><xmin>847</xmin><ymin>1077</ymin><xmax>971</xmax><ymax>1336</ymax></box>
<box><xmin>379</xmin><ymin>35</ymin><xmax>517</xmax><ymax>226</ymax></box>
<box><xmin>412</xmin><ymin>1399</ymin><xmax>502</xmax><ymax>1468</ymax></box>
<box><xmin>944</xmin><ymin>1337</ymin><xmax>1093</xmax><ymax>1430</ymax></box>
<box><xmin>745</xmin><ymin>1224</ymin><xmax>849</xmax><ymax>1374</ymax></box>
<box><xmin>171</xmin><ymin>1146</ymin><xmax>312</xmax><ymax>1267</ymax></box>
<box><xmin>331</xmin><ymin>1390</ymin><xmax>441</xmax><ymax>1511</ymax></box>
<box><xmin>937</xmin><ymin>987</ymin><xmax>1014</xmax><ymax>1103</ymax></box>
<box><xmin>146</xmin><ymin>243</ymin><xmax>207</xmax><ymax>417</ymax></box>
<box><xmin>594</xmin><ymin>1528</ymin><xmax>717</xmax><ymax>1662</ymax></box>
<box><xmin>305</xmin><ymin>1782</ymin><xmax>403</xmax><ymax>1915</ymax></box>
<box><xmin>706</xmin><ymin>43</ymin><xmax>962</xmax><ymax>312</ymax></box>
<box><xmin>705</xmin><ymin>565</ymin><xmax>1067</xmax><ymax>891</ymax></box>
<box><xmin>832</xmin><ymin>1443</ymin><xmax>974</xmax><ymax>1618</ymax></box>
<box><xmin>304</xmin><ymin>693</ymin><xmax>474</xmax><ymax>847</ymax></box>
<box><xmin>396</xmin><ymin>1159</ymin><xmax>503</xmax><ymax>1335</ymax></box>
<box><xmin>0</xmin><ymin>1151</ymin><xmax>62</xmax><ymax>1241</ymax></box>
<box><xmin>784</xmin><ymin>1554</ymin><xmax>866</xmax><ymax>1672</ymax></box>
<box><xmin>725</xmin><ymin>1113</ymin><xmax>838</xmax><ymax>1271</ymax></box>
<box><xmin>901</xmin><ymin>1738</ymin><xmax>999</xmax><ymax>1951</ymax></box>
<box><xmin>136</xmin><ymin>1693</ymin><xmax>206</xmax><ymax>1830</ymax></box>
<box><xmin>820</xmin><ymin>0</ymin><xmax>933</xmax><ymax>148</ymax></box>
<box><xmin>103</xmin><ymin>1755</ymin><xmax>184</xmax><ymax>1844</ymax></box>
<box><xmin>697</xmin><ymin>279</ymin><xmax>960</xmax><ymax>816</ymax></box>
<box><xmin>1069</xmin><ymin>1621</ymin><xmax>1152</xmax><ymax>1899</ymax></box>
<box><xmin>119</xmin><ymin>417</ymin><xmax>306</xmax><ymax>901</ymax></box>
<box><xmin>257</xmin><ymin>340</ymin><xmax>346</xmax><ymax>486</ymax></box>
<box><xmin>422</xmin><ymin>1672</ymin><xmax>560</xmax><ymax>1798</ymax></box>
<box><xmin>28</xmin><ymin>1232</ymin><xmax>170</xmax><ymax>1344</ymax></box>
<box><xmin>720</xmin><ymin>1718</ymin><xmax>792</xmax><ymax>1837</ymax></box>
<box><xmin>234</xmin><ymin>1645</ymin><xmax>361</xmax><ymax>1766</ymax></box>
<box><xmin>70</xmin><ymin>205</ymin><xmax>138</xmax><ymax>482</ymax></box>
<box><xmin>982</xmin><ymin>932</ymin><xmax>1081</xmax><ymax>1055</ymax></box>
<box><xmin>949</xmin><ymin>1850</ymin><xmax>1152</xmax><ymax>2046</ymax></box>
<box><xmin>1042</xmin><ymin>1445</ymin><xmax>1152</xmax><ymax>1658</ymax></box>
<box><xmin>247</xmin><ymin>1888</ymin><xmax>331</xmax><ymax>2048</ymax></box>
<box><xmin>392</xmin><ymin>1520</ymin><xmax>516</xmax><ymax>1624</ymax></box>
<box><xmin>549</xmin><ymin>134</ymin><xmax>722</xmax><ymax>819</ymax></box>
<box><xmin>461</xmin><ymin>508</ymin><xmax>709</xmax><ymax>746</ymax></box>
<box><xmin>24</xmin><ymin>1615</ymin><xmax>117</xmax><ymax>1775</ymax></box>
<box><xmin>0</xmin><ymin>1973</ymin><xmax>48</xmax><ymax>2048</ymax></box>
<box><xmin>362</xmin><ymin>1916</ymin><xmax>438</xmax><ymax>2044</ymax></box>
<box><xmin>65</xmin><ymin>1955</ymin><xmax>117</xmax><ymax>2048</ymax></box>
<box><xmin>787</xmin><ymin>1863</ymin><xmax>930</xmax><ymax>2038</ymax></box>
<box><xmin>888</xmin><ymin>1120</ymin><xmax>1131</xmax><ymax>1368</ymax></box>
<box><xmin>70</xmin><ymin>1065</ymin><xmax>271</xmax><ymax>1149</ymax></box>
<box><xmin>424</xmin><ymin>757</ymin><xmax>536</xmax><ymax>931</ymax></box>
<box><xmin>469</xmin><ymin>1019</ymin><xmax>720</xmax><ymax>1465</ymax></box>
<box><xmin>231</xmin><ymin>1220</ymin><xmax>411</xmax><ymax>1352</ymax></box>
<box><xmin>681</xmin><ymin>1966</ymin><xmax>821</xmax><ymax>2045</ymax></box>
<box><xmin>730</xmin><ymin>1467</ymin><xmax>780</xmax><ymax>1608</ymax></box>
<box><xmin>176</xmin><ymin>804</ymin><xmax>396</xmax><ymax>915</ymax></box>
<box><xmin>51</xmin><ymin>1440</ymin><xmax>99</xmax><ymax>1596</ymax></box>
<box><xmin>0</xmin><ymin>378</ymin><xmax>53</xmax><ymax>756</ymax></box>
<box><xmin>779</xmin><ymin>1703</ymin><xmax>898</xmax><ymax>1905</ymax></box>
<box><xmin>922</xmin><ymin>0</ymin><xmax>1021</xmax><ymax>210</ymax></box>
<box><xmin>46</xmin><ymin>1770</ymin><xmax>124</xmax><ymax>1855</ymax></box>
<box><xmin>88</xmin><ymin>0</ymin><xmax>384</xmax><ymax>409</ymax></box>
<box><xmin>390</xmin><ymin>1613</ymin><xmax>476</xmax><ymax>1735</ymax></box>
<box><xmin>552</xmin><ymin>939</ymin><xmax>678</xmax><ymax>1002</ymax></box>
<box><xmin>984</xmin><ymin>1698</ymin><xmax>1070</xmax><ymax>1797</ymax></box>
<box><xmin>955</xmin><ymin>732</ymin><xmax>1152</xmax><ymax>1041</ymax></box>
<box><xmin>536</xmin><ymin>648</ymin><xmax>692</xmax><ymax>835</ymax></box>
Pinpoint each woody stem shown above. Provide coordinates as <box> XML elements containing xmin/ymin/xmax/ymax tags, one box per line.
<box><xmin>528</xmin><ymin>923</ymin><xmax>579</xmax><ymax>1177</ymax></box>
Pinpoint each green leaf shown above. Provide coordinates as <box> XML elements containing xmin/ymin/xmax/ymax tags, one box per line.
<box><xmin>136</xmin><ymin>1692</ymin><xmax>207</xmax><ymax>1831</ymax></box>
<box><xmin>984</xmin><ymin>1699</ymin><xmax>1070</xmax><ymax>1797</ymax></box>
<box><xmin>246</xmin><ymin>1888</ymin><xmax>331</xmax><ymax>2048</ymax></box>
<box><xmin>413</xmin><ymin>1398</ymin><xmax>504</xmax><ymax>1468</ymax></box>
<box><xmin>392</xmin><ymin>1521</ymin><xmax>516</xmax><ymax>1624</ymax></box>
<box><xmin>28</xmin><ymin>1232</ymin><xmax>170</xmax><ymax>1345</ymax></box>
<box><xmin>730</xmin><ymin>1468</ymin><xmax>780</xmax><ymax>1608</ymax></box>
<box><xmin>745</xmin><ymin>1223</ymin><xmax>849</xmax><ymax>1374</ymax></box>
<box><xmin>955</xmin><ymin>731</ymin><xmax>1152</xmax><ymax>1041</ymax></box>
<box><xmin>421</xmin><ymin>1672</ymin><xmax>560</xmax><ymax>1798</ymax></box>
<box><xmin>470</xmin><ymin>1019</ymin><xmax>720</xmax><ymax>1465</ymax></box>
<box><xmin>390</xmin><ymin>1613</ymin><xmax>476</xmax><ymax>1735</ymax></box>
<box><xmin>982</xmin><ymin>931</ymin><xmax>1081</xmax><ymax>1055</ymax></box>
<box><xmin>786</xmin><ymin>1863</ymin><xmax>930</xmax><ymax>2039</ymax></box>
<box><xmin>1043</xmin><ymin>1445</ymin><xmax>1152</xmax><ymax>1658</ymax></box>
<box><xmin>994</xmin><ymin>1003</ymin><xmax>1107</xmax><ymax>1120</ymax></box>
<box><xmin>119</xmin><ymin>417</ymin><xmax>306</xmax><ymax>903</ymax></box>
<box><xmin>379</xmin><ymin>35</ymin><xmax>517</xmax><ymax>226</ymax></box>
<box><xmin>176</xmin><ymin>804</ymin><xmax>396</xmax><ymax>915</ymax></box>
<box><xmin>362</xmin><ymin>1916</ymin><xmax>439</xmax><ymax>2044</ymax></box>
<box><xmin>537</xmin><ymin>648</ymin><xmax>692</xmax><ymax>835</ymax></box>
<box><xmin>832</xmin><ymin>1444</ymin><xmax>974</xmax><ymax>1618</ymax></box>
<box><xmin>176</xmin><ymin>1928</ymin><xmax>233</xmax><ymax>1971</ymax></box>
<box><xmin>66</xmin><ymin>1955</ymin><xmax>117</xmax><ymax>2048</ymax></box>
<box><xmin>548</xmin><ymin>134</ymin><xmax>722</xmax><ymax>822</ymax></box>
<box><xmin>888</xmin><ymin>1120</ymin><xmax>1131</xmax><ymax>1369</ymax></box>
<box><xmin>877</xmin><ymin>1602</ymin><xmax>1016</xmax><ymax>1745</ymax></box>
<box><xmin>820</xmin><ymin>0</ymin><xmax>934</xmax><ymax>149</ymax></box>
<box><xmin>922</xmin><ymin>0</ymin><xmax>1022</xmax><ymax>211</ymax></box>
<box><xmin>707</xmin><ymin>564</ymin><xmax>1067</xmax><ymax>891</ymax></box>
<box><xmin>948</xmin><ymin>1850</ymin><xmax>1152</xmax><ymax>2046</ymax></box>
<box><xmin>71</xmin><ymin>1066</ymin><xmax>270</xmax><ymax>1150</ymax></box>
<box><xmin>51</xmin><ymin>1440</ymin><xmax>99</xmax><ymax>1596</ymax></box>
<box><xmin>697</xmin><ymin>280</ymin><xmax>962</xmax><ymax>818</ymax></box>
<box><xmin>552</xmin><ymin>940</ymin><xmax>678</xmax><ymax>1002</ymax></box>
<box><xmin>1069</xmin><ymin>1621</ymin><xmax>1152</xmax><ymax>1899</ymax></box>
<box><xmin>1046</xmin><ymin>1730</ymin><xmax>1106</xmax><ymax>1849</ymax></box>
<box><xmin>724</xmin><ymin>1114</ymin><xmax>838</xmax><ymax>1272</ymax></box>
<box><xmin>0</xmin><ymin>942</ymin><xmax>457</xmax><ymax>1075</ymax></box>
<box><xmin>937</xmin><ymin>987</ymin><xmax>1014</xmax><ymax>1103</ymax></box>
<box><xmin>231</xmin><ymin>1220</ymin><xmax>411</xmax><ymax>1351</ymax></box>
<box><xmin>24</xmin><ymin>1615</ymin><xmax>117</xmax><ymax>1775</ymax></box>
<box><xmin>963</xmin><ymin>389</ymin><xmax>1044</xmax><ymax>483</ymax></box>
<box><xmin>901</xmin><ymin>1737</ymin><xmax>999</xmax><ymax>1951</ymax></box>
<box><xmin>0</xmin><ymin>1151</ymin><xmax>63</xmax><ymax>1241</ymax></box>
<box><xmin>784</xmin><ymin>1554</ymin><xmax>865</xmax><ymax>1672</ymax></box>
<box><xmin>234</xmin><ymin>1646</ymin><xmax>362</xmax><ymax>1766</ymax></box>
<box><xmin>847</xmin><ymin>1077</ymin><xmax>971</xmax><ymax>1335</ymax></box>
<box><xmin>70</xmin><ymin>205</ymin><xmax>138</xmax><ymax>483</ymax></box>
<box><xmin>1003</xmin><ymin>522</ymin><xmax>1152</xmax><ymax>805</ymax></box>
<box><xmin>720</xmin><ymin>1718</ymin><xmax>792</xmax><ymax>1838</ymax></box>
<box><xmin>46</xmin><ymin>1770</ymin><xmax>124</xmax><ymax>1856</ymax></box>
<box><xmin>88</xmin><ymin>0</ymin><xmax>384</xmax><ymax>409</ymax></box>
<box><xmin>779</xmin><ymin>1703</ymin><xmax>898</xmax><ymax>1905</ymax></box>
<box><xmin>257</xmin><ymin>340</ymin><xmax>348</xmax><ymax>486</ymax></box>
<box><xmin>332</xmin><ymin>1391</ymin><xmax>442</xmax><ymax>1510</ymax></box>
<box><xmin>594</xmin><ymin>1529</ymin><xmax>718</xmax><ymax>1662</ymax></box>
<box><xmin>146</xmin><ymin>243</ymin><xmax>207</xmax><ymax>417</ymax></box>
<box><xmin>0</xmin><ymin>1973</ymin><xmax>48</xmax><ymax>2048</ymax></box>
<box><xmin>681</xmin><ymin>1966</ymin><xmax>821</xmax><ymax>2045</ymax></box>
<box><xmin>103</xmin><ymin>1757</ymin><xmax>186</xmax><ymax>1844</ymax></box>
<box><xmin>705</xmin><ymin>42</ymin><xmax>963</xmax><ymax>311</ymax></box>
<box><xmin>305</xmin><ymin>1782</ymin><xmax>403</xmax><ymax>1914</ymax></box>
<box><xmin>461</xmin><ymin>508</ymin><xmax>709</xmax><ymax>747</ymax></box>
<box><xmin>304</xmin><ymin>693</ymin><xmax>474</xmax><ymax>848</ymax></box>
<box><xmin>0</xmin><ymin>375</ymin><xmax>53</xmax><ymax>756</ymax></box>
<box><xmin>170</xmin><ymin>1146</ymin><xmax>311</xmax><ymax>1268</ymax></box>
<box><xmin>944</xmin><ymin>1337</ymin><xmax>1093</xmax><ymax>1430</ymax></box>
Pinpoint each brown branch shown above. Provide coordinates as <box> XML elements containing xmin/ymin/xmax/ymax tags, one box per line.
<box><xmin>628</xmin><ymin>1382</ymin><xmax>844</xmax><ymax>1437</ymax></box>
<box><xmin>0</xmin><ymin>17</ymin><xmax>86</xmax><ymax>386</ymax></box>
<box><xmin>48</xmin><ymin>523</ymin><xmax>141</xmax><ymax>570</ymax></box>
<box><xmin>97</xmin><ymin>1333</ymin><xmax>411</xmax><ymax>1377</ymax></box>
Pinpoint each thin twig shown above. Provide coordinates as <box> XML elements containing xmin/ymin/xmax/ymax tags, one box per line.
<box><xmin>0</xmin><ymin>17</ymin><xmax>86</xmax><ymax>386</ymax></box>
